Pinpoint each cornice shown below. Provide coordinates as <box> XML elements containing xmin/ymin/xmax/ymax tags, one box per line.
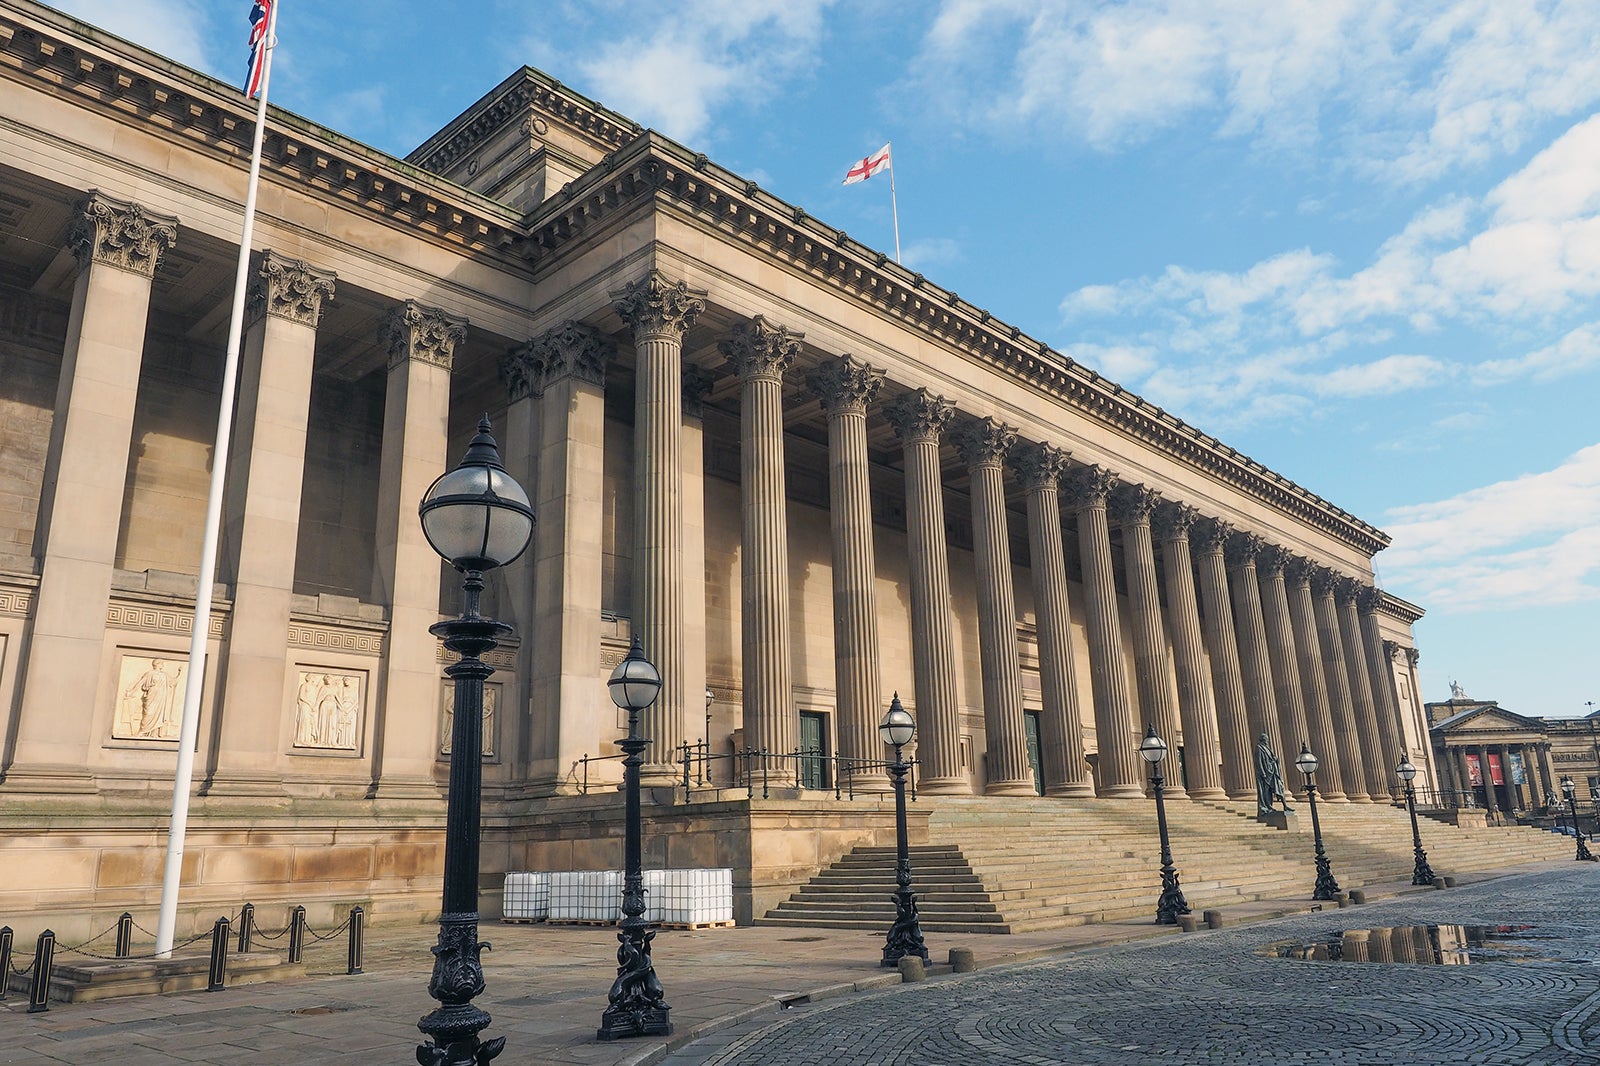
<box><xmin>1377</xmin><ymin>590</ymin><xmax>1426</xmax><ymax>625</ymax></box>
<box><xmin>523</xmin><ymin>134</ymin><xmax>1391</xmax><ymax>557</ymax></box>
<box><xmin>0</xmin><ymin>5</ymin><xmax>524</xmax><ymax>260</ymax></box>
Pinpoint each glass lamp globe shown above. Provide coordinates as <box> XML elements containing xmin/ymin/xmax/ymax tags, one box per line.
<box><xmin>1295</xmin><ymin>744</ymin><xmax>1319</xmax><ymax>777</ymax></box>
<box><xmin>1395</xmin><ymin>757</ymin><xmax>1418</xmax><ymax>782</ymax></box>
<box><xmin>608</xmin><ymin>636</ymin><xmax>662</xmax><ymax>713</ymax></box>
<box><xmin>1139</xmin><ymin>725</ymin><xmax>1168</xmax><ymax>764</ymax></box>
<box><xmin>419</xmin><ymin>417</ymin><xmax>534</xmax><ymax>572</ymax></box>
<box><xmin>879</xmin><ymin>695</ymin><xmax>915</xmax><ymax>748</ymax></box>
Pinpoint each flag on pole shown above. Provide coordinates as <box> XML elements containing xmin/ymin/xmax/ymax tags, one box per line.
<box><xmin>842</xmin><ymin>143</ymin><xmax>891</xmax><ymax>185</ymax></box>
<box><xmin>246</xmin><ymin>1</ymin><xmax>273</xmax><ymax>97</ymax></box>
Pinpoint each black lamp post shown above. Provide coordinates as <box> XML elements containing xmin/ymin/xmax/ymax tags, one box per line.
<box><xmin>597</xmin><ymin>637</ymin><xmax>672</xmax><ymax>1040</ymax></box>
<box><xmin>1139</xmin><ymin>725</ymin><xmax>1191</xmax><ymax>925</ymax></box>
<box><xmin>1396</xmin><ymin>755</ymin><xmax>1436</xmax><ymax>886</ymax></box>
<box><xmin>1295</xmin><ymin>744</ymin><xmax>1341</xmax><ymax>901</ymax></box>
<box><xmin>416</xmin><ymin>417</ymin><xmax>534</xmax><ymax>1066</ymax></box>
<box><xmin>879</xmin><ymin>694</ymin><xmax>928</xmax><ymax>968</ymax></box>
<box><xmin>1561</xmin><ymin>775</ymin><xmax>1597</xmax><ymax>862</ymax></box>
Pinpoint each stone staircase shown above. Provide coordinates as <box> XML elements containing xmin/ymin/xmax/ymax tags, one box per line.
<box><xmin>758</xmin><ymin>795</ymin><xmax>1575</xmax><ymax>934</ymax></box>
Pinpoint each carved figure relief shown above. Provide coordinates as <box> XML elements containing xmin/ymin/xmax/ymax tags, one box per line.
<box><xmin>113</xmin><ymin>655</ymin><xmax>186</xmax><ymax>740</ymax></box>
<box><xmin>292</xmin><ymin>670</ymin><xmax>364</xmax><ymax>751</ymax></box>
<box><xmin>440</xmin><ymin>684</ymin><xmax>498</xmax><ymax>759</ymax></box>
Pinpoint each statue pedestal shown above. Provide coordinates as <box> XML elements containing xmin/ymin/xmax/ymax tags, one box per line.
<box><xmin>1257</xmin><ymin>810</ymin><xmax>1301</xmax><ymax>832</ymax></box>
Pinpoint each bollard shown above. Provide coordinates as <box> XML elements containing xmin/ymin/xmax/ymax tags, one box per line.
<box><xmin>1202</xmin><ymin>909</ymin><xmax>1225</xmax><ymax>929</ymax></box>
<box><xmin>207</xmin><ymin>916</ymin><xmax>230</xmax><ymax>992</ymax></box>
<box><xmin>1348</xmin><ymin>888</ymin><xmax>1367</xmax><ymax>904</ymax></box>
<box><xmin>346</xmin><ymin>905</ymin><xmax>364</xmax><ymax>975</ymax></box>
<box><xmin>897</xmin><ymin>955</ymin><xmax>926</xmax><ymax>983</ymax></box>
<box><xmin>0</xmin><ymin>926</ymin><xmax>12</xmax><ymax>1001</ymax></box>
<box><xmin>1335</xmin><ymin>893</ymin><xmax>1351</xmax><ymax>908</ymax></box>
<box><xmin>1177</xmin><ymin>913</ymin><xmax>1199</xmax><ymax>932</ymax></box>
<box><xmin>1442</xmin><ymin>876</ymin><xmax>1458</xmax><ymax>888</ymax></box>
<box><xmin>28</xmin><ymin>929</ymin><xmax>55</xmax><ymax>1013</ymax></box>
<box><xmin>115</xmin><ymin>912</ymin><xmax>134</xmax><ymax>958</ymax></box>
<box><xmin>287</xmin><ymin>905</ymin><xmax>307</xmax><ymax>964</ymax></box>
<box><xmin>949</xmin><ymin>947</ymin><xmax>976</xmax><ymax>973</ymax></box>
<box><xmin>237</xmin><ymin>902</ymin><xmax>255</xmax><ymax>953</ymax></box>
<box><xmin>1431</xmin><ymin>876</ymin><xmax>1448</xmax><ymax>890</ymax></box>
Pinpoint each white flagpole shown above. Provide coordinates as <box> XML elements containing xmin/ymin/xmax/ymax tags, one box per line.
<box><xmin>887</xmin><ymin>141</ymin><xmax>901</xmax><ymax>265</ymax></box>
<box><xmin>155</xmin><ymin>0</ymin><xmax>280</xmax><ymax>959</ymax></box>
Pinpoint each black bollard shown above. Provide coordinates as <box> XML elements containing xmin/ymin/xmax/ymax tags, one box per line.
<box><xmin>207</xmin><ymin>916</ymin><xmax>230</xmax><ymax>992</ymax></box>
<box><xmin>346</xmin><ymin>905</ymin><xmax>364</xmax><ymax>975</ymax></box>
<box><xmin>237</xmin><ymin>902</ymin><xmax>255</xmax><ymax>953</ymax></box>
<box><xmin>287</xmin><ymin>905</ymin><xmax>306</xmax><ymax>964</ymax></box>
<box><xmin>28</xmin><ymin>929</ymin><xmax>55</xmax><ymax>1013</ymax></box>
<box><xmin>115</xmin><ymin>912</ymin><xmax>133</xmax><ymax>958</ymax></box>
<box><xmin>0</xmin><ymin>926</ymin><xmax>12</xmax><ymax>1001</ymax></box>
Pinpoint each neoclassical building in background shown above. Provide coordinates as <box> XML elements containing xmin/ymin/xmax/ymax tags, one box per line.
<box><xmin>0</xmin><ymin>2</ymin><xmax>1432</xmax><ymax>933</ymax></box>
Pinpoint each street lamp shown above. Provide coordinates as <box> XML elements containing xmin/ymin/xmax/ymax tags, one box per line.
<box><xmin>1560</xmin><ymin>774</ymin><xmax>1597</xmax><ymax>862</ymax></box>
<box><xmin>1395</xmin><ymin>755</ymin><xmax>1437</xmax><ymax>886</ymax></box>
<box><xmin>597</xmin><ymin>636</ymin><xmax>672</xmax><ymax>1040</ymax></box>
<box><xmin>1295</xmin><ymin>744</ymin><xmax>1341</xmax><ymax>901</ymax></box>
<box><xmin>416</xmin><ymin>416</ymin><xmax>534</xmax><ymax>1066</ymax></box>
<box><xmin>880</xmin><ymin>694</ymin><xmax>929</xmax><ymax>968</ymax></box>
<box><xmin>1139</xmin><ymin>725</ymin><xmax>1191</xmax><ymax>925</ymax></box>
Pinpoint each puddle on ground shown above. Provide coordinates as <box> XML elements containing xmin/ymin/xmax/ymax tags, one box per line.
<box><xmin>1262</xmin><ymin>924</ymin><xmax>1567</xmax><ymax>965</ymax></box>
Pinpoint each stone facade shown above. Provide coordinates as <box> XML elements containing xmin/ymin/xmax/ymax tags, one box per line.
<box><xmin>0</xmin><ymin>1</ymin><xmax>1427</xmax><ymax>934</ymax></box>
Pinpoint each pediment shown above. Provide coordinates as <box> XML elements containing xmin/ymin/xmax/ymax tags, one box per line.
<box><xmin>1434</xmin><ymin>705</ymin><xmax>1545</xmax><ymax>737</ymax></box>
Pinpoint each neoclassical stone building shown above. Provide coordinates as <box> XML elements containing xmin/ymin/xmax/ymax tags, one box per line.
<box><xmin>0</xmin><ymin>2</ymin><xmax>1431</xmax><ymax>932</ymax></box>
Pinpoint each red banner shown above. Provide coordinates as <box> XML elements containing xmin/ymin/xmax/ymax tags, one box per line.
<box><xmin>1487</xmin><ymin>753</ymin><xmax>1505</xmax><ymax>786</ymax></box>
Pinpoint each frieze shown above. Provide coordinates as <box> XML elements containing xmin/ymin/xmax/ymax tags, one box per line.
<box><xmin>288</xmin><ymin>618</ymin><xmax>384</xmax><ymax>656</ymax></box>
<box><xmin>68</xmin><ymin>192</ymin><xmax>178</xmax><ymax>278</ymax></box>
<box><xmin>437</xmin><ymin>644</ymin><xmax>517</xmax><ymax>671</ymax></box>
<box><xmin>107</xmin><ymin>600</ymin><xmax>227</xmax><ymax>638</ymax></box>
<box><xmin>0</xmin><ymin>586</ymin><xmax>34</xmax><ymax>617</ymax></box>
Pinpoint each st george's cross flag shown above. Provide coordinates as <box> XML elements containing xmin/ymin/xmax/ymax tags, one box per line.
<box><xmin>245</xmin><ymin>0</ymin><xmax>273</xmax><ymax>97</ymax></box>
<box><xmin>842</xmin><ymin>143</ymin><xmax>891</xmax><ymax>185</ymax></box>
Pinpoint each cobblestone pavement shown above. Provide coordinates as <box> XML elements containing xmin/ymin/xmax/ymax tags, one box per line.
<box><xmin>663</xmin><ymin>866</ymin><xmax>1600</xmax><ymax>1066</ymax></box>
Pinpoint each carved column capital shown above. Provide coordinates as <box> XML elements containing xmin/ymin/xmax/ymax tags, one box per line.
<box><xmin>1255</xmin><ymin>543</ymin><xmax>1290</xmax><ymax>577</ymax></box>
<box><xmin>1383</xmin><ymin>638</ymin><xmax>1401</xmax><ymax>661</ymax></box>
<box><xmin>1406</xmin><ymin>647</ymin><xmax>1421</xmax><ymax>667</ymax></box>
<box><xmin>1109</xmin><ymin>484</ymin><xmax>1161</xmax><ymax>528</ymax></box>
<box><xmin>1334</xmin><ymin>575</ymin><xmax>1362</xmax><ymax>605</ymax></box>
<box><xmin>611</xmin><ymin>269</ymin><xmax>705</xmax><ymax>337</ymax></box>
<box><xmin>1152</xmin><ymin>501</ymin><xmax>1201</xmax><ymax>543</ymax></box>
<box><xmin>720</xmin><ymin>315</ymin><xmax>802</xmax><ymax>383</ymax></box>
<box><xmin>68</xmin><ymin>191</ymin><xmax>178</xmax><ymax>277</ymax></box>
<box><xmin>1357</xmin><ymin>586</ymin><xmax>1385</xmax><ymax>613</ymax></box>
<box><xmin>1225</xmin><ymin>531</ymin><xmax>1266</xmax><ymax>568</ymax></box>
<box><xmin>499</xmin><ymin>342</ymin><xmax>541</xmax><ymax>402</ymax></box>
<box><xmin>954</xmin><ymin>417</ymin><xmax>1016</xmax><ymax>470</ymax></box>
<box><xmin>536</xmin><ymin>321</ymin><xmax>611</xmax><ymax>389</ymax></box>
<box><xmin>1191</xmin><ymin>517</ymin><xmax>1234</xmax><ymax>555</ymax></box>
<box><xmin>682</xmin><ymin>364</ymin><xmax>717</xmax><ymax>419</ymax></box>
<box><xmin>1309</xmin><ymin>566</ymin><xmax>1339</xmax><ymax>596</ymax></box>
<box><xmin>806</xmin><ymin>355</ymin><xmax>884</xmax><ymax>415</ymax></box>
<box><xmin>251</xmin><ymin>251</ymin><xmax>335</xmax><ymax>326</ymax></box>
<box><xmin>885</xmin><ymin>388</ymin><xmax>954</xmax><ymax>444</ymax></box>
<box><xmin>380</xmin><ymin>300</ymin><xmax>467</xmax><ymax>372</ymax></box>
<box><xmin>1010</xmin><ymin>442</ymin><xmax>1071</xmax><ymax>492</ymax></box>
<box><xmin>1284</xmin><ymin>556</ymin><xmax>1315</xmax><ymax>586</ymax></box>
<box><xmin>1061</xmin><ymin>465</ymin><xmax>1117</xmax><ymax>511</ymax></box>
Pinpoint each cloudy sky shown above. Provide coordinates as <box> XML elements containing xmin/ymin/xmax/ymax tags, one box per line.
<box><xmin>53</xmin><ymin>0</ymin><xmax>1600</xmax><ymax>717</ymax></box>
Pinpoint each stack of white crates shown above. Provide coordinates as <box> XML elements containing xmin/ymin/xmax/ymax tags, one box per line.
<box><xmin>644</xmin><ymin>868</ymin><xmax>734</xmax><ymax>926</ymax></box>
<box><xmin>548</xmin><ymin>870</ymin><xmax>623</xmax><ymax>922</ymax></box>
<box><xmin>502</xmin><ymin>871</ymin><xmax>551</xmax><ymax>921</ymax></box>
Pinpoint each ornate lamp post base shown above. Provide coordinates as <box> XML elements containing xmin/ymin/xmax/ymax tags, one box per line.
<box><xmin>1576</xmin><ymin>835</ymin><xmax>1597</xmax><ymax>862</ymax></box>
<box><xmin>882</xmin><ymin>886</ymin><xmax>929</xmax><ymax>967</ymax></box>
<box><xmin>597</xmin><ymin>924</ymin><xmax>672</xmax><ymax>1041</ymax></box>
<box><xmin>417</xmin><ymin>912</ymin><xmax>505</xmax><ymax>1065</ymax></box>
<box><xmin>1155</xmin><ymin>864</ymin><xmax>1190</xmax><ymax>926</ymax></box>
<box><xmin>1313</xmin><ymin>854</ymin><xmax>1342</xmax><ymax>901</ymax></box>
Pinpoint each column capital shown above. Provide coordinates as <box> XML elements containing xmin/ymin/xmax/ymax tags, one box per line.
<box><xmin>1284</xmin><ymin>555</ymin><xmax>1315</xmax><ymax>585</ymax></box>
<box><xmin>807</xmin><ymin>355</ymin><xmax>884</xmax><ymax>415</ymax></box>
<box><xmin>1010</xmin><ymin>441</ymin><xmax>1071</xmax><ymax>491</ymax></box>
<box><xmin>1406</xmin><ymin>646</ymin><xmax>1421</xmax><ymax>667</ymax></box>
<box><xmin>499</xmin><ymin>342</ymin><xmax>541</xmax><ymax>402</ymax></box>
<box><xmin>683</xmin><ymin>364</ymin><xmax>717</xmax><ymax>419</ymax></box>
<box><xmin>380</xmin><ymin>300</ymin><xmax>467</xmax><ymax>373</ymax></box>
<box><xmin>536</xmin><ymin>321</ymin><xmax>611</xmax><ymax>389</ymax></box>
<box><xmin>611</xmin><ymin>269</ymin><xmax>705</xmax><ymax>337</ymax></box>
<box><xmin>1061</xmin><ymin>464</ymin><xmax>1117</xmax><ymax>510</ymax></box>
<box><xmin>1109</xmin><ymin>483</ymin><xmax>1161</xmax><ymax>528</ymax></box>
<box><xmin>1383</xmin><ymin>638</ymin><xmax>1401</xmax><ymax>661</ymax></box>
<box><xmin>68</xmin><ymin>191</ymin><xmax>178</xmax><ymax>277</ymax></box>
<box><xmin>720</xmin><ymin>315</ymin><xmax>802</xmax><ymax>383</ymax></box>
<box><xmin>885</xmin><ymin>388</ymin><xmax>954</xmax><ymax>444</ymax></box>
<box><xmin>1152</xmin><ymin>501</ymin><xmax>1200</xmax><ymax>543</ymax></box>
<box><xmin>1357</xmin><ymin>585</ymin><xmax>1385</xmax><ymax>613</ymax></box>
<box><xmin>1334</xmin><ymin>575</ymin><xmax>1363</xmax><ymax>606</ymax></box>
<box><xmin>1191</xmin><ymin>517</ymin><xmax>1234</xmax><ymax>554</ymax></box>
<box><xmin>1255</xmin><ymin>543</ymin><xmax>1290</xmax><ymax>577</ymax></box>
<box><xmin>1225</xmin><ymin>531</ymin><xmax>1265</xmax><ymax>568</ymax></box>
<box><xmin>954</xmin><ymin>417</ymin><xmax>1016</xmax><ymax>470</ymax></box>
<box><xmin>251</xmin><ymin>251</ymin><xmax>335</xmax><ymax>327</ymax></box>
<box><xmin>1309</xmin><ymin>566</ymin><xmax>1340</xmax><ymax>596</ymax></box>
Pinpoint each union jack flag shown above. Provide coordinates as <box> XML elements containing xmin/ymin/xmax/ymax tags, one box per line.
<box><xmin>245</xmin><ymin>0</ymin><xmax>273</xmax><ymax>98</ymax></box>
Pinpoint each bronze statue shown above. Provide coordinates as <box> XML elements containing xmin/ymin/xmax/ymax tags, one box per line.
<box><xmin>1255</xmin><ymin>733</ymin><xmax>1293</xmax><ymax>815</ymax></box>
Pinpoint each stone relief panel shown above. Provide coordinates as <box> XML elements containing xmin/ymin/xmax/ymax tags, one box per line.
<box><xmin>440</xmin><ymin>683</ymin><xmax>498</xmax><ymax>760</ymax></box>
<box><xmin>292</xmin><ymin>670</ymin><xmax>365</xmax><ymax>752</ymax></box>
<box><xmin>112</xmin><ymin>654</ymin><xmax>187</xmax><ymax>741</ymax></box>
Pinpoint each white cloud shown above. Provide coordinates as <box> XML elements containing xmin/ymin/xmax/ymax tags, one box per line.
<box><xmin>1063</xmin><ymin>343</ymin><xmax>1160</xmax><ymax>382</ymax></box>
<box><xmin>51</xmin><ymin>0</ymin><xmax>216</xmax><ymax>71</ymax></box>
<box><xmin>1472</xmin><ymin>322</ymin><xmax>1600</xmax><ymax>384</ymax></box>
<box><xmin>901</xmin><ymin>237</ymin><xmax>963</xmax><ymax>271</ymax></box>
<box><xmin>1310</xmin><ymin>354</ymin><xmax>1450</xmax><ymax>397</ymax></box>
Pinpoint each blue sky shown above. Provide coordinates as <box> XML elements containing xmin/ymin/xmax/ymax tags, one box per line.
<box><xmin>54</xmin><ymin>0</ymin><xmax>1600</xmax><ymax>718</ymax></box>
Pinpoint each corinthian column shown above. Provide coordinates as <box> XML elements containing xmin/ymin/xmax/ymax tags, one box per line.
<box><xmin>1284</xmin><ymin>558</ymin><xmax>1346</xmax><ymax>800</ymax></box>
<box><xmin>807</xmin><ymin>356</ymin><xmax>887</xmax><ymax>791</ymax></box>
<box><xmin>1358</xmin><ymin>587</ymin><xmax>1406</xmax><ymax>798</ymax></box>
<box><xmin>1063</xmin><ymin>465</ymin><xmax>1143</xmax><ymax>798</ymax></box>
<box><xmin>955</xmin><ymin>418</ymin><xmax>1033</xmax><ymax>795</ymax></box>
<box><xmin>1255</xmin><ymin>544</ymin><xmax>1309</xmax><ymax>786</ymax></box>
<box><xmin>1312</xmin><ymin>568</ymin><xmax>1370</xmax><ymax>801</ymax></box>
<box><xmin>8</xmin><ymin>193</ymin><xmax>177</xmax><ymax>791</ymax></box>
<box><xmin>1011</xmin><ymin>443</ymin><xmax>1093</xmax><ymax>796</ymax></box>
<box><xmin>720</xmin><ymin>316</ymin><xmax>801</xmax><ymax>784</ymax></box>
<box><xmin>1225</xmin><ymin>533</ymin><xmax>1283</xmax><ymax>762</ymax></box>
<box><xmin>1111</xmin><ymin>485</ymin><xmax>1184</xmax><ymax>797</ymax></box>
<box><xmin>1193</xmin><ymin>520</ymin><xmax>1255</xmax><ymax>800</ymax></box>
<box><xmin>612</xmin><ymin>271</ymin><xmax>705</xmax><ymax>780</ymax></box>
<box><xmin>885</xmin><ymin>390</ymin><xmax>967</xmax><ymax>794</ymax></box>
<box><xmin>1336</xmin><ymin>577</ymin><xmax>1389</xmax><ymax>800</ymax></box>
<box><xmin>1154</xmin><ymin>503</ymin><xmax>1226</xmax><ymax>800</ymax></box>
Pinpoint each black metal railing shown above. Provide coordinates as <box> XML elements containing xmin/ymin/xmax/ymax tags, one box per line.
<box><xmin>568</xmin><ymin>745</ymin><xmax>918</xmax><ymax>802</ymax></box>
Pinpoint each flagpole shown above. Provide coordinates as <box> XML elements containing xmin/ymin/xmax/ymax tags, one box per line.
<box><xmin>155</xmin><ymin>0</ymin><xmax>280</xmax><ymax>959</ymax></box>
<box><xmin>887</xmin><ymin>140</ymin><xmax>901</xmax><ymax>265</ymax></box>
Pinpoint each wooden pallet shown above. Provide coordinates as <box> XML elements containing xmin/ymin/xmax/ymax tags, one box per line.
<box><xmin>658</xmin><ymin>919</ymin><xmax>736</xmax><ymax>930</ymax></box>
<box><xmin>499</xmin><ymin>916</ymin><xmax>547</xmax><ymax>924</ymax></box>
<box><xmin>546</xmin><ymin>918</ymin><xmax>619</xmax><ymax>926</ymax></box>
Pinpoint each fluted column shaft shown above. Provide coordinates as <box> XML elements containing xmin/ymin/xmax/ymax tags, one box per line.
<box><xmin>1284</xmin><ymin>560</ymin><xmax>1346</xmax><ymax>800</ymax></box>
<box><xmin>1336</xmin><ymin>581</ymin><xmax>1390</xmax><ymax>801</ymax></box>
<box><xmin>1155</xmin><ymin>505</ymin><xmax>1226</xmax><ymax>799</ymax></box>
<box><xmin>808</xmin><ymin>357</ymin><xmax>886</xmax><ymax>790</ymax></box>
<box><xmin>1358</xmin><ymin>589</ymin><xmax>1406</xmax><ymax>798</ymax></box>
<box><xmin>613</xmin><ymin>272</ymin><xmax>705</xmax><ymax>779</ymax></box>
<box><xmin>886</xmin><ymin>391</ymin><xmax>967</xmax><ymax>794</ymax></box>
<box><xmin>1112</xmin><ymin>486</ymin><xmax>1184</xmax><ymax>797</ymax></box>
<box><xmin>1014</xmin><ymin>444</ymin><xmax>1092</xmax><ymax>797</ymax></box>
<box><xmin>1256</xmin><ymin>548</ymin><xmax>1310</xmax><ymax>787</ymax></box>
<box><xmin>957</xmin><ymin>419</ymin><xmax>1032</xmax><ymax>795</ymax></box>
<box><xmin>721</xmin><ymin>317</ymin><xmax>800</xmax><ymax>781</ymax></box>
<box><xmin>1064</xmin><ymin>467</ymin><xmax>1143</xmax><ymax>798</ymax></box>
<box><xmin>1195</xmin><ymin>523</ymin><xmax>1256</xmax><ymax>800</ymax></box>
<box><xmin>1312</xmin><ymin>572</ymin><xmax>1370</xmax><ymax>801</ymax></box>
<box><xmin>1226</xmin><ymin>536</ymin><xmax>1284</xmax><ymax>761</ymax></box>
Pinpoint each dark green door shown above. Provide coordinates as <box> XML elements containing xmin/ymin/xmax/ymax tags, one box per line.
<box><xmin>1024</xmin><ymin>711</ymin><xmax>1045</xmax><ymax>796</ymax></box>
<box><xmin>799</xmin><ymin>711</ymin><xmax>827</xmax><ymax>790</ymax></box>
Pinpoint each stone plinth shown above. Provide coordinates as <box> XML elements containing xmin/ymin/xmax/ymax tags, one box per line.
<box><xmin>1257</xmin><ymin>809</ymin><xmax>1302</xmax><ymax>832</ymax></box>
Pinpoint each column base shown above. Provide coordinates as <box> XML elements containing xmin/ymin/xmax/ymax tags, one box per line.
<box><xmin>984</xmin><ymin>780</ymin><xmax>1041</xmax><ymax>797</ymax></box>
<box><xmin>1226</xmin><ymin>788</ymin><xmax>1258</xmax><ymax>802</ymax></box>
<box><xmin>1186</xmin><ymin>787</ymin><xmax>1230</xmax><ymax>801</ymax></box>
<box><xmin>1097</xmin><ymin>784</ymin><xmax>1147</xmax><ymax>799</ymax></box>
<box><xmin>367</xmin><ymin>775</ymin><xmax>446</xmax><ymax>801</ymax></box>
<box><xmin>916</xmin><ymin>776</ymin><xmax>973</xmax><ymax>796</ymax></box>
<box><xmin>1321</xmin><ymin>790</ymin><xmax>1350</xmax><ymax>802</ymax></box>
<box><xmin>1045</xmin><ymin>782</ymin><xmax>1097</xmax><ymax>798</ymax></box>
<box><xmin>1346</xmin><ymin>793</ymin><xmax>1375</xmax><ymax>804</ymax></box>
<box><xmin>0</xmin><ymin>764</ymin><xmax>99</xmax><ymax>794</ymax></box>
<box><xmin>200</xmin><ymin>771</ymin><xmax>288</xmax><ymax>798</ymax></box>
